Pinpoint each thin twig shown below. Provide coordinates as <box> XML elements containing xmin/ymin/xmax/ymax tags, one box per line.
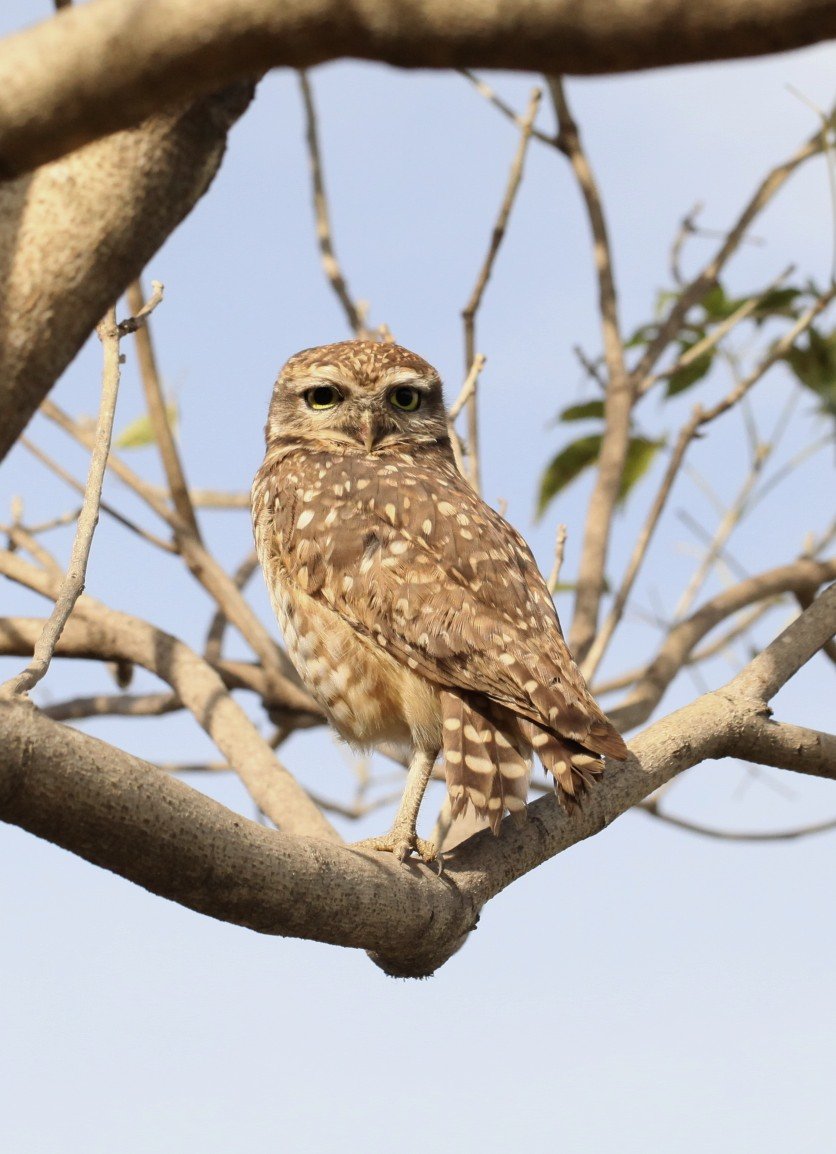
<box><xmin>1</xmin><ymin>304</ymin><xmax>131</xmax><ymax>696</ymax></box>
<box><xmin>580</xmin><ymin>287</ymin><xmax>834</xmax><ymax>681</ymax></box>
<box><xmin>591</xmin><ymin>599</ymin><xmax>780</xmax><ymax>696</ymax></box>
<box><xmin>4</xmin><ymin>523</ymin><xmax>63</xmax><ymax>578</ymax></box>
<box><xmin>43</xmin><ymin>691</ymin><xmax>182</xmax><ymax>722</ymax></box>
<box><xmin>39</xmin><ymin>398</ymin><xmax>301</xmax><ymax>693</ymax></box>
<box><xmin>639</xmin><ymin>801</ymin><xmax>836</xmax><ymax>842</ymax></box>
<box><xmin>547</xmin><ymin>523</ymin><xmax>568</xmax><ymax>593</ymax></box>
<box><xmin>572</xmin><ymin>344</ymin><xmax>606</xmax><ymax>389</ymax></box>
<box><xmin>116</xmin><ymin>279</ymin><xmax>164</xmax><ymax>336</ymax></box>
<box><xmin>632</xmin><ymin>122</ymin><xmax>828</xmax><ymax>385</ymax></box>
<box><xmin>462</xmin><ymin>86</ymin><xmax>542</xmax><ymax>492</ymax></box>
<box><xmin>547</xmin><ymin>77</ymin><xmax>634</xmax><ymax>662</ymax></box>
<box><xmin>39</xmin><ymin>402</ymin><xmax>177</xmax><ymax>525</ymax></box>
<box><xmin>21</xmin><ymin>437</ymin><xmax>177</xmax><ymax>554</ymax></box>
<box><xmin>640</xmin><ymin>264</ymin><xmax>795</xmax><ymax>396</ymax></box>
<box><xmin>669</xmin><ymin>202</ymin><xmax>703</xmax><ymax>286</ymax></box>
<box><xmin>447</xmin><ymin>353</ymin><xmax>487</xmax><ymax>422</ymax></box>
<box><xmin>205</xmin><ymin>548</ymin><xmax>260</xmax><ymax>663</ymax></box>
<box><xmin>126</xmin><ymin>277</ymin><xmax>202</xmax><ymax>540</ymax></box>
<box><xmin>298</xmin><ymin>70</ymin><xmax>368</xmax><ymax>337</ymax></box>
<box><xmin>460</xmin><ymin>71</ymin><xmax>556</xmax><ymax>146</ymax></box>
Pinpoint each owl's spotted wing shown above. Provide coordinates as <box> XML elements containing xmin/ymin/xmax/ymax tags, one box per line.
<box><xmin>258</xmin><ymin>448</ymin><xmax>625</xmax><ymax>759</ymax></box>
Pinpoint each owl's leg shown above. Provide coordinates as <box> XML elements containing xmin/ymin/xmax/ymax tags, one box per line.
<box><xmin>353</xmin><ymin>747</ymin><xmax>438</xmax><ymax>863</ymax></box>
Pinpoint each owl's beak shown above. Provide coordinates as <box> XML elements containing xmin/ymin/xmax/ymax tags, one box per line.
<box><xmin>358</xmin><ymin>412</ymin><xmax>381</xmax><ymax>452</ymax></box>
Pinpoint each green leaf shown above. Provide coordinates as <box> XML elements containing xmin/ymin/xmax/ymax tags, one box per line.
<box><xmin>625</xmin><ymin>322</ymin><xmax>659</xmax><ymax>349</ymax></box>
<box><xmin>751</xmin><ymin>287</ymin><xmax>803</xmax><ymax>323</ymax></box>
<box><xmin>115</xmin><ymin>402</ymin><xmax>179</xmax><ymax>449</ymax></box>
<box><xmin>699</xmin><ymin>283</ymin><xmax>744</xmax><ymax>321</ymax></box>
<box><xmin>558</xmin><ymin>400</ymin><xmax>606</xmax><ymax>422</ymax></box>
<box><xmin>666</xmin><ymin>344</ymin><xmax>714</xmax><ymax>397</ymax></box>
<box><xmin>537</xmin><ymin>434</ymin><xmax>602</xmax><ymax>517</ymax></box>
<box><xmin>783</xmin><ymin>327</ymin><xmax>836</xmax><ymax>419</ymax></box>
<box><xmin>618</xmin><ymin>436</ymin><xmax>665</xmax><ymax>502</ymax></box>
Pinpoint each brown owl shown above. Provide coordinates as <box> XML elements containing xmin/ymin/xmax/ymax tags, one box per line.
<box><xmin>252</xmin><ymin>340</ymin><xmax>627</xmax><ymax>861</ymax></box>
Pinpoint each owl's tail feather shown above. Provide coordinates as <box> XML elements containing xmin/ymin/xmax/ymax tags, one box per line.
<box><xmin>518</xmin><ymin>719</ymin><xmax>604</xmax><ymax>811</ymax></box>
<box><xmin>441</xmin><ymin>692</ymin><xmax>531</xmax><ymax>836</ymax></box>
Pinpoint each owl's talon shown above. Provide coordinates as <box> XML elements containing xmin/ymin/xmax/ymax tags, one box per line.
<box><xmin>353</xmin><ymin>831</ymin><xmax>437</xmax><ymax>865</ymax></box>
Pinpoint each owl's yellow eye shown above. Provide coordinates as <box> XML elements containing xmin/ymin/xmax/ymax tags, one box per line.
<box><xmin>305</xmin><ymin>385</ymin><xmax>342</xmax><ymax>410</ymax></box>
<box><xmin>389</xmin><ymin>386</ymin><xmax>422</xmax><ymax>412</ymax></box>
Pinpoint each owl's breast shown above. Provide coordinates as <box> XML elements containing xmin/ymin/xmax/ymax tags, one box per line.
<box><xmin>267</xmin><ymin>576</ymin><xmax>441</xmax><ymax>753</ymax></box>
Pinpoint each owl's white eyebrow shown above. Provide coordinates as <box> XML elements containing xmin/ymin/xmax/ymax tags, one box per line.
<box><xmin>285</xmin><ymin>370</ymin><xmax>347</xmax><ymax>393</ymax></box>
<box><xmin>380</xmin><ymin>372</ymin><xmax>432</xmax><ymax>390</ymax></box>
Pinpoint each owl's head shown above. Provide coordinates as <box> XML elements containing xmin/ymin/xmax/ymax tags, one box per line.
<box><xmin>265</xmin><ymin>339</ymin><xmax>450</xmax><ymax>454</ymax></box>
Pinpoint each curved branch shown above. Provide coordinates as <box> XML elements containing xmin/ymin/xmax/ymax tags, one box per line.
<box><xmin>2</xmin><ymin>575</ymin><xmax>832</xmax><ymax>977</ymax></box>
<box><xmin>0</xmin><ymin>83</ymin><xmax>253</xmax><ymax>460</ymax></box>
<box><xmin>1</xmin><ymin>0</ymin><xmax>834</xmax><ymax>177</ymax></box>
<box><xmin>0</xmin><ymin>553</ymin><xmax>335</xmax><ymax>841</ymax></box>
<box><xmin>611</xmin><ymin>558</ymin><xmax>836</xmax><ymax>731</ymax></box>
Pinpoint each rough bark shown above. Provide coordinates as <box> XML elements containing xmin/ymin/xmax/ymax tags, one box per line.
<box><xmin>0</xmin><ymin>0</ymin><xmax>833</xmax><ymax>176</ymax></box>
<box><xmin>2</xmin><ymin>585</ymin><xmax>833</xmax><ymax>977</ymax></box>
<box><xmin>0</xmin><ymin>83</ymin><xmax>253</xmax><ymax>462</ymax></box>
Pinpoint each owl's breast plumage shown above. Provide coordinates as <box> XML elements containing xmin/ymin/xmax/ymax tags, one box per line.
<box><xmin>252</xmin><ymin>445</ymin><xmax>442</xmax><ymax>750</ymax></box>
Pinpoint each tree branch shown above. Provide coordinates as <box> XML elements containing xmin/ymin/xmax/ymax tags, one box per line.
<box><xmin>2</xmin><ymin>572</ymin><xmax>833</xmax><ymax>977</ymax></box>
<box><xmin>0</xmin><ymin>84</ymin><xmax>253</xmax><ymax>461</ymax></box>
<box><xmin>0</xmin><ymin>304</ymin><xmax>129</xmax><ymax>697</ymax></box>
<box><xmin>548</xmin><ymin>77</ymin><xmax>633</xmax><ymax>662</ymax></box>
<box><xmin>1</xmin><ymin>0</ymin><xmax>834</xmax><ymax>176</ymax></box>
<box><xmin>298</xmin><ymin>71</ymin><xmax>368</xmax><ymax>337</ymax></box>
<box><xmin>0</xmin><ymin>553</ymin><xmax>334</xmax><ymax>840</ymax></box>
<box><xmin>611</xmin><ymin>558</ymin><xmax>836</xmax><ymax>731</ymax></box>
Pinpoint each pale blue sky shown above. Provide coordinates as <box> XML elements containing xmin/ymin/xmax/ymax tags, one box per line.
<box><xmin>1</xmin><ymin>4</ymin><xmax>835</xmax><ymax>1151</ymax></box>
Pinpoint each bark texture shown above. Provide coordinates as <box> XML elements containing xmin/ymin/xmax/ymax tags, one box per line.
<box><xmin>0</xmin><ymin>83</ymin><xmax>253</xmax><ymax>461</ymax></box>
<box><xmin>0</xmin><ymin>0</ymin><xmax>833</xmax><ymax>176</ymax></box>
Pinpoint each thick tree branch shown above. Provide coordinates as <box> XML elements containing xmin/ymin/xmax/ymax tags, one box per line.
<box><xmin>0</xmin><ymin>84</ymin><xmax>253</xmax><ymax>461</ymax></box>
<box><xmin>1</xmin><ymin>1</ymin><xmax>833</xmax><ymax>176</ymax></box>
<box><xmin>2</xmin><ymin>575</ymin><xmax>833</xmax><ymax>977</ymax></box>
<box><xmin>0</xmin><ymin>554</ymin><xmax>334</xmax><ymax>840</ymax></box>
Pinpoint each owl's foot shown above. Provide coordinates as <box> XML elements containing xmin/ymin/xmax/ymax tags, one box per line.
<box><xmin>353</xmin><ymin>829</ymin><xmax>437</xmax><ymax>865</ymax></box>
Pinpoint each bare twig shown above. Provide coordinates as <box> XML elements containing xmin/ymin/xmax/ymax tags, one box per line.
<box><xmin>0</xmin><ymin>551</ymin><xmax>336</xmax><ymax>839</ymax></box>
<box><xmin>639</xmin><ymin>264</ymin><xmax>795</xmax><ymax>396</ymax></box>
<box><xmin>673</xmin><ymin>455</ymin><xmax>768</xmax><ymax>621</ymax></box>
<box><xmin>447</xmin><ymin>353</ymin><xmax>487</xmax><ymax>423</ymax></box>
<box><xmin>298</xmin><ymin>71</ymin><xmax>369</xmax><ymax>337</ymax></box>
<box><xmin>669</xmin><ymin>202</ymin><xmax>703</xmax><ymax>286</ymax></box>
<box><xmin>547</xmin><ymin>523</ymin><xmax>568</xmax><ymax>593</ymax></box>
<box><xmin>638</xmin><ymin>801</ymin><xmax>836</xmax><ymax>842</ymax></box>
<box><xmin>581</xmin><ymin>289</ymin><xmax>835</xmax><ymax>682</ymax></box>
<box><xmin>795</xmin><ymin>585</ymin><xmax>836</xmax><ymax>666</ymax></box>
<box><xmin>1</xmin><ymin>305</ymin><xmax>128</xmax><ymax>697</ymax></box>
<box><xmin>117</xmin><ymin>279</ymin><xmax>164</xmax><ymax>336</ymax></box>
<box><xmin>43</xmin><ymin>691</ymin><xmax>182</xmax><ymax>722</ymax></box>
<box><xmin>126</xmin><ymin>277</ymin><xmax>201</xmax><ymax>540</ymax></box>
<box><xmin>611</xmin><ymin>557</ymin><xmax>836</xmax><ymax>731</ymax></box>
<box><xmin>39</xmin><ymin>397</ymin><xmax>302</xmax><ymax>695</ymax></box>
<box><xmin>632</xmin><ymin>123</ymin><xmax>829</xmax><ymax>384</ymax></box>
<box><xmin>183</xmin><ymin>489</ymin><xmax>250</xmax><ymax>508</ymax></box>
<box><xmin>204</xmin><ymin>548</ymin><xmax>260</xmax><ymax>663</ymax></box>
<box><xmin>592</xmin><ymin>599</ymin><xmax>780</xmax><ymax>696</ymax></box>
<box><xmin>462</xmin><ymin>86</ymin><xmax>542</xmax><ymax>492</ymax></box>
<box><xmin>4</xmin><ymin>523</ymin><xmax>63</xmax><ymax>578</ymax></box>
<box><xmin>547</xmin><ymin>77</ymin><xmax>633</xmax><ymax>662</ymax></box>
<box><xmin>460</xmin><ymin>71</ymin><xmax>555</xmax><ymax>146</ymax></box>
<box><xmin>21</xmin><ymin>437</ymin><xmax>177</xmax><ymax>554</ymax></box>
<box><xmin>572</xmin><ymin>344</ymin><xmax>606</xmax><ymax>389</ymax></box>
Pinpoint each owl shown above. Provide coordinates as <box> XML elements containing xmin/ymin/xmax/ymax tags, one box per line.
<box><xmin>252</xmin><ymin>340</ymin><xmax>627</xmax><ymax>861</ymax></box>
